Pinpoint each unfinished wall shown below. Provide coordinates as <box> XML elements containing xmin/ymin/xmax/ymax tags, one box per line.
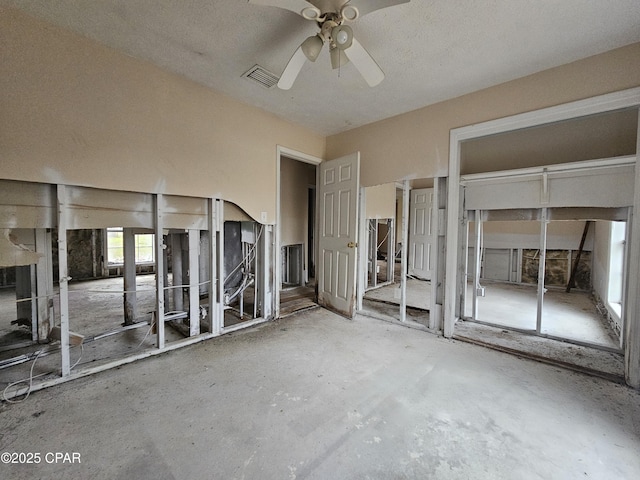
<box><xmin>326</xmin><ymin>43</ymin><xmax>640</xmax><ymax>187</ymax></box>
<box><xmin>0</xmin><ymin>8</ymin><xmax>325</xmax><ymax>224</ymax></box>
<box><xmin>471</xmin><ymin>221</ymin><xmax>594</xmax><ymax>251</ymax></box>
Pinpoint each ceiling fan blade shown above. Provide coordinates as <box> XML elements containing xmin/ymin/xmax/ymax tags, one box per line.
<box><xmin>277</xmin><ymin>45</ymin><xmax>308</xmax><ymax>90</ymax></box>
<box><xmin>248</xmin><ymin>0</ymin><xmax>321</xmax><ymax>19</ymax></box>
<box><xmin>344</xmin><ymin>37</ymin><xmax>384</xmax><ymax>87</ymax></box>
<box><xmin>346</xmin><ymin>0</ymin><xmax>410</xmax><ymax>18</ymax></box>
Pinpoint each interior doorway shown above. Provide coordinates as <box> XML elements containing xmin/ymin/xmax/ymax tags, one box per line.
<box><xmin>360</xmin><ymin>180</ymin><xmax>436</xmax><ymax>329</ymax></box>
<box><xmin>277</xmin><ymin>151</ymin><xmax>320</xmax><ymax>318</ymax></box>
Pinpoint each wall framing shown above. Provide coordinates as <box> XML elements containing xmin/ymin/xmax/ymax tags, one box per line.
<box><xmin>445</xmin><ymin>86</ymin><xmax>640</xmax><ymax>387</ymax></box>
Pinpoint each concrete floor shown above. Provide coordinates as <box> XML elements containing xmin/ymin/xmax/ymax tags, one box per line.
<box><xmin>1</xmin><ymin>308</ymin><xmax>639</xmax><ymax>480</ymax></box>
<box><xmin>467</xmin><ymin>281</ymin><xmax>620</xmax><ymax>349</ymax></box>
<box><xmin>363</xmin><ymin>278</ymin><xmax>619</xmax><ymax>350</ymax></box>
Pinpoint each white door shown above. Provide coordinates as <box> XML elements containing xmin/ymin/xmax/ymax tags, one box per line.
<box><xmin>408</xmin><ymin>188</ymin><xmax>434</xmax><ymax>280</ymax></box>
<box><xmin>317</xmin><ymin>152</ymin><xmax>360</xmax><ymax>318</ymax></box>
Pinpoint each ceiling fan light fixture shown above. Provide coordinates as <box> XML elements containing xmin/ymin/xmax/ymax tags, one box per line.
<box><xmin>301</xmin><ymin>34</ymin><xmax>324</xmax><ymax>61</ymax></box>
<box><xmin>340</xmin><ymin>4</ymin><xmax>359</xmax><ymax>21</ymax></box>
<box><xmin>332</xmin><ymin>25</ymin><xmax>353</xmax><ymax>50</ymax></box>
<box><xmin>301</xmin><ymin>6</ymin><xmax>322</xmax><ymax>20</ymax></box>
<box><xmin>330</xmin><ymin>46</ymin><xmax>350</xmax><ymax>69</ymax></box>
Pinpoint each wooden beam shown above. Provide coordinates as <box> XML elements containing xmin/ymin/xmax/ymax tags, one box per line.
<box><xmin>566</xmin><ymin>221</ymin><xmax>591</xmax><ymax>293</ymax></box>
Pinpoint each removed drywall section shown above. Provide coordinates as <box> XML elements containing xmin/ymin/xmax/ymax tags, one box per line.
<box><xmin>471</xmin><ymin>220</ymin><xmax>594</xmax><ymax>250</ymax></box>
<box><xmin>326</xmin><ymin>43</ymin><xmax>640</xmax><ymax>187</ymax></box>
<box><xmin>0</xmin><ymin>229</ymin><xmax>41</xmax><ymax>266</ymax></box>
<box><xmin>0</xmin><ymin>7</ymin><xmax>325</xmax><ymax>224</ymax></box>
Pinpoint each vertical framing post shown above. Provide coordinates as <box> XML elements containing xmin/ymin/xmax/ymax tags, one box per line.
<box><xmin>56</xmin><ymin>185</ymin><xmax>71</xmax><ymax>376</ymax></box>
<box><xmin>472</xmin><ymin>210</ymin><xmax>482</xmax><ymax>320</ymax></box>
<box><xmin>29</xmin><ymin>264</ymin><xmax>37</xmax><ymax>342</ymax></box>
<box><xmin>388</xmin><ymin>218</ymin><xmax>395</xmax><ymax>284</ymax></box>
<box><xmin>371</xmin><ymin>220</ymin><xmax>378</xmax><ymax>289</ymax></box>
<box><xmin>188</xmin><ymin>229</ymin><xmax>200</xmax><ymax>336</ymax></box>
<box><xmin>218</xmin><ymin>201</ymin><xmax>226</xmax><ymax>327</ymax></box>
<box><xmin>123</xmin><ymin>228</ymin><xmax>137</xmax><ymax>325</ymax></box>
<box><xmin>357</xmin><ymin>187</ymin><xmax>367</xmax><ymax>310</ymax></box>
<box><xmin>207</xmin><ymin>199</ymin><xmax>219</xmax><ymax>334</ymax></box>
<box><xmin>259</xmin><ymin>223</ymin><xmax>274</xmax><ymax>321</ymax></box>
<box><xmin>171</xmin><ymin>233</ymin><xmax>184</xmax><ymax>312</ymax></box>
<box><xmin>154</xmin><ymin>194</ymin><xmax>165</xmax><ymax>349</ymax></box>
<box><xmin>624</xmin><ymin>108</ymin><xmax>640</xmax><ymax>388</ymax></box>
<box><xmin>536</xmin><ymin>207</ymin><xmax>548</xmax><ymax>333</ymax></box>
<box><xmin>430</xmin><ymin>177</ymin><xmax>446</xmax><ymax>332</ymax></box>
<box><xmin>400</xmin><ymin>180</ymin><xmax>410</xmax><ymax>322</ymax></box>
<box><xmin>35</xmin><ymin>228</ymin><xmax>53</xmax><ymax>342</ymax></box>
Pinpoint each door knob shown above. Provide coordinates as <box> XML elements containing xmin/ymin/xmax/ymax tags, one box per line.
<box><xmin>347</xmin><ymin>242</ymin><xmax>358</xmax><ymax>248</ymax></box>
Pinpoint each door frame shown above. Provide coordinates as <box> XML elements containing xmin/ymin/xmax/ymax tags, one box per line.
<box><xmin>276</xmin><ymin>145</ymin><xmax>322</xmax><ymax>319</ymax></box>
<box><xmin>444</xmin><ymin>86</ymin><xmax>640</xmax><ymax>387</ymax></box>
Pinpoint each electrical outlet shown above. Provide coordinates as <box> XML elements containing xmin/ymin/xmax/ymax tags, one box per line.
<box><xmin>261</xmin><ymin>211</ymin><xmax>267</xmax><ymax>223</ymax></box>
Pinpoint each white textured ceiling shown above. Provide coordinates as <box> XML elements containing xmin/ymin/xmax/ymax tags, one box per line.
<box><xmin>5</xmin><ymin>0</ymin><xmax>640</xmax><ymax>135</ymax></box>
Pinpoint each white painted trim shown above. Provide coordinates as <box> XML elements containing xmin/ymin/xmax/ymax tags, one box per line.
<box><xmin>453</xmin><ymin>87</ymin><xmax>640</xmax><ymax>141</ymax></box>
<box><xmin>445</xmin><ymin>86</ymin><xmax>640</xmax><ymax>382</ymax></box>
<box><xmin>275</xmin><ymin>145</ymin><xmax>322</xmax><ymax>319</ymax></box>
<box><xmin>460</xmin><ymin>155</ymin><xmax>636</xmax><ymax>183</ymax></box>
<box><xmin>625</xmin><ymin>107</ymin><xmax>640</xmax><ymax>388</ymax></box>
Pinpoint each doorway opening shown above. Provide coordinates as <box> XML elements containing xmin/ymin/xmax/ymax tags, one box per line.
<box><xmin>277</xmin><ymin>153</ymin><xmax>319</xmax><ymax>318</ymax></box>
<box><xmin>360</xmin><ymin>180</ymin><xmax>435</xmax><ymax>329</ymax></box>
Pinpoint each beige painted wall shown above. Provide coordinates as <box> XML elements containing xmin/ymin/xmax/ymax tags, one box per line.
<box><xmin>280</xmin><ymin>157</ymin><xmax>316</xmax><ymax>247</ymax></box>
<box><xmin>364</xmin><ymin>183</ymin><xmax>396</xmax><ymax>219</ymax></box>
<box><xmin>0</xmin><ymin>8</ymin><xmax>325</xmax><ymax>224</ymax></box>
<box><xmin>326</xmin><ymin>43</ymin><xmax>640</xmax><ymax>187</ymax></box>
<box><xmin>460</xmin><ymin>109</ymin><xmax>638</xmax><ymax>174</ymax></box>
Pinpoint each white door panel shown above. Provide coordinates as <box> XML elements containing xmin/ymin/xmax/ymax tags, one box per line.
<box><xmin>317</xmin><ymin>153</ymin><xmax>360</xmax><ymax>317</ymax></box>
<box><xmin>409</xmin><ymin>188</ymin><xmax>433</xmax><ymax>280</ymax></box>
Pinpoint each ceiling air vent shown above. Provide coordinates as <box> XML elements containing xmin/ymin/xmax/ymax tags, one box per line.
<box><xmin>242</xmin><ymin>65</ymin><xmax>279</xmax><ymax>89</ymax></box>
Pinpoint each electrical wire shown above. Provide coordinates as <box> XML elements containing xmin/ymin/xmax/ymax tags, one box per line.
<box><xmin>377</xmin><ymin>228</ymin><xmax>391</xmax><ymax>250</ymax></box>
<box><xmin>224</xmin><ymin>224</ymin><xmax>264</xmax><ymax>284</ymax></box>
<box><xmin>2</xmin><ymin>341</ymin><xmax>85</xmax><ymax>403</ymax></box>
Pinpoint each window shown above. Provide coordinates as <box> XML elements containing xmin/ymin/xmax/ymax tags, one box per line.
<box><xmin>106</xmin><ymin>228</ymin><xmax>155</xmax><ymax>265</ymax></box>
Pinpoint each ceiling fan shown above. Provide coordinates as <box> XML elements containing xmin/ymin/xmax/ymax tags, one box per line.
<box><xmin>248</xmin><ymin>0</ymin><xmax>410</xmax><ymax>89</ymax></box>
